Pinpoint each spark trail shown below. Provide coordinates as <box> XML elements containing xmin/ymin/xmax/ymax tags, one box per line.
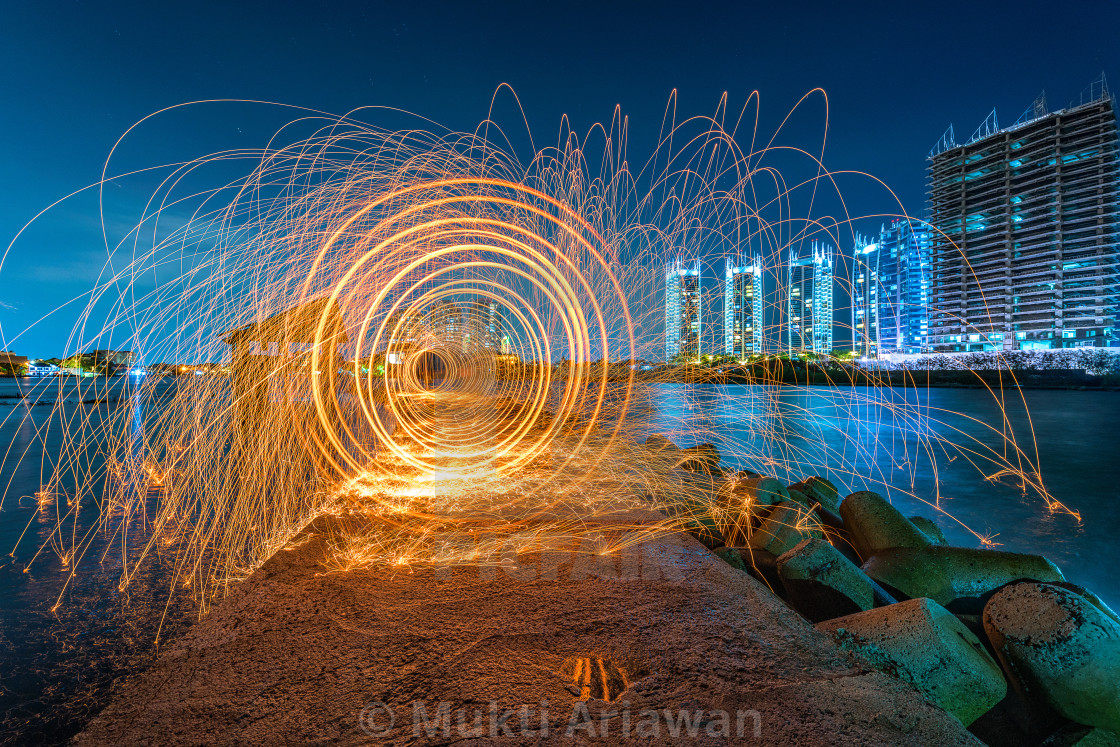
<box><xmin>0</xmin><ymin>91</ymin><xmax>1073</xmax><ymax>612</ymax></box>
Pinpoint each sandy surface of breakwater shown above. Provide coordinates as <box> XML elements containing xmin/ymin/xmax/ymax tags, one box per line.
<box><xmin>76</xmin><ymin>507</ymin><xmax>977</xmax><ymax>746</ymax></box>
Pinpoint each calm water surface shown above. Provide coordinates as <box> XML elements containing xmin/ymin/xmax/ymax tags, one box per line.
<box><xmin>0</xmin><ymin>378</ymin><xmax>1116</xmax><ymax>743</ymax></box>
<box><xmin>643</xmin><ymin>383</ymin><xmax>1119</xmax><ymax>604</ymax></box>
<box><xmin>0</xmin><ymin>377</ymin><xmax>195</xmax><ymax>745</ymax></box>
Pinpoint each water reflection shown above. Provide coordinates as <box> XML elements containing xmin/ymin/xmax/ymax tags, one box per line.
<box><xmin>0</xmin><ymin>378</ymin><xmax>195</xmax><ymax>745</ymax></box>
<box><xmin>639</xmin><ymin>383</ymin><xmax>1107</xmax><ymax>603</ymax></box>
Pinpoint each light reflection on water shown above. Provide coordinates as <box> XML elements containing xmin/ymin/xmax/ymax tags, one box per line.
<box><xmin>0</xmin><ymin>377</ymin><xmax>195</xmax><ymax>745</ymax></box>
<box><xmin>0</xmin><ymin>378</ymin><xmax>1114</xmax><ymax>744</ymax></box>
<box><xmin>640</xmin><ymin>383</ymin><xmax>1113</xmax><ymax>603</ymax></box>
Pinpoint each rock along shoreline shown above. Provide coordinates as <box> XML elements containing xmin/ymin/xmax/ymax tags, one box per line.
<box><xmin>648</xmin><ymin>435</ymin><xmax>1120</xmax><ymax>746</ymax></box>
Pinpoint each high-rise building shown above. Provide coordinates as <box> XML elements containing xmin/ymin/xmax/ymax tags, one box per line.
<box><xmin>384</xmin><ymin>309</ymin><xmax>422</xmax><ymax>345</ymax></box>
<box><xmin>723</xmin><ymin>255</ymin><xmax>764</xmax><ymax>358</ymax></box>
<box><xmin>885</xmin><ymin>220</ymin><xmax>932</xmax><ymax>354</ymax></box>
<box><xmin>426</xmin><ymin>300</ymin><xmax>462</xmax><ymax>344</ymax></box>
<box><xmin>462</xmin><ymin>298</ymin><xmax>500</xmax><ymax>351</ymax></box>
<box><xmin>927</xmin><ymin>81</ymin><xmax>1120</xmax><ymax>352</ymax></box>
<box><xmin>665</xmin><ymin>258</ymin><xmax>701</xmax><ymax>361</ymax></box>
<box><xmin>851</xmin><ymin>234</ymin><xmax>880</xmax><ymax>358</ymax></box>
<box><xmin>788</xmin><ymin>242</ymin><xmax>834</xmax><ymax>354</ymax></box>
<box><xmin>851</xmin><ymin>220</ymin><xmax>931</xmax><ymax>357</ymax></box>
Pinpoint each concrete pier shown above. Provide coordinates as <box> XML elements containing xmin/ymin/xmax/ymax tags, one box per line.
<box><xmin>77</xmin><ymin>510</ymin><xmax>979</xmax><ymax>745</ymax></box>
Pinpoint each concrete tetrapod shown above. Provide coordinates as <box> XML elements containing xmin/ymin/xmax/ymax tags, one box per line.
<box><xmin>861</xmin><ymin>546</ymin><xmax>1065</xmax><ymax>613</ymax></box>
<box><xmin>721</xmin><ymin>476</ymin><xmax>791</xmax><ymax>545</ymax></box>
<box><xmin>786</xmin><ymin>488</ymin><xmax>813</xmax><ymax>510</ymax></box>
<box><xmin>713</xmin><ymin>546</ymin><xmax>747</xmax><ymax>572</ymax></box>
<box><xmin>818</xmin><ymin>598</ymin><xmax>1007</xmax><ymax>726</ymax></box>
<box><xmin>839</xmin><ymin>491</ymin><xmax>932</xmax><ymax>559</ymax></box>
<box><xmin>776</xmin><ymin>538</ymin><xmax>874</xmax><ymax>622</ymax></box>
<box><xmin>1049</xmin><ymin>582</ymin><xmax>1120</xmax><ymax>628</ymax></box>
<box><xmin>672</xmin><ymin>505</ymin><xmax>726</xmax><ymax>549</ymax></box>
<box><xmin>676</xmin><ymin>442</ymin><xmax>721</xmax><ymax>474</ymax></box>
<box><xmin>733</xmin><ymin>476</ymin><xmax>790</xmax><ymax>507</ymax></box>
<box><xmin>747</xmin><ymin>500</ymin><xmax>823</xmax><ymax>557</ymax></box>
<box><xmin>644</xmin><ymin>433</ymin><xmax>679</xmax><ymax>452</ymax></box>
<box><xmin>984</xmin><ymin>582</ymin><xmax>1120</xmax><ymax>734</ymax></box>
<box><xmin>649</xmin><ymin>466</ymin><xmax>736</xmax><ymax>550</ymax></box>
<box><xmin>909</xmin><ymin>515</ymin><xmax>948</xmax><ymax>545</ymax></box>
<box><xmin>720</xmin><ymin>547</ymin><xmax>785</xmax><ymax>595</ymax></box>
<box><xmin>790</xmin><ymin>476</ymin><xmax>841</xmax><ymax>513</ymax></box>
<box><xmin>1041</xmin><ymin>726</ymin><xmax>1120</xmax><ymax>746</ymax></box>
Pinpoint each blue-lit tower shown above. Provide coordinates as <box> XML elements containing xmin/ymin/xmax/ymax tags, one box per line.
<box><xmin>724</xmin><ymin>255</ymin><xmax>764</xmax><ymax>358</ymax></box>
<box><xmin>852</xmin><ymin>221</ymin><xmax>931</xmax><ymax>357</ymax></box>
<box><xmin>665</xmin><ymin>258</ymin><xmax>701</xmax><ymax>361</ymax></box>
<box><xmin>851</xmin><ymin>233</ymin><xmax>880</xmax><ymax>358</ymax></box>
<box><xmin>882</xmin><ymin>220</ymin><xmax>931</xmax><ymax>354</ymax></box>
<box><xmin>788</xmin><ymin>242</ymin><xmax>834</xmax><ymax>354</ymax></box>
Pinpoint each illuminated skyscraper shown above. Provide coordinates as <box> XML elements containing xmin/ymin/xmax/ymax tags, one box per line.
<box><xmin>462</xmin><ymin>298</ymin><xmax>500</xmax><ymax>351</ymax></box>
<box><xmin>851</xmin><ymin>234</ymin><xmax>880</xmax><ymax>358</ymax></box>
<box><xmin>665</xmin><ymin>257</ymin><xmax>701</xmax><ymax>361</ymax></box>
<box><xmin>927</xmin><ymin>80</ymin><xmax>1119</xmax><ymax>351</ymax></box>
<box><xmin>384</xmin><ymin>309</ymin><xmax>422</xmax><ymax>345</ymax></box>
<box><xmin>882</xmin><ymin>220</ymin><xmax>931</xmax><ymax>354</ymax></box>
<box><xmin>426</xmin><ymin>300</ymin><xmax>462</xmax><ymax>344</ymax></box>
<box><xmin>852</xmin><ymin>220</ymin><xmax>931</xmax><ymax>357</ymax></box>
<box><xmin>788</xmin><ymin>242</ymin><xmax>833</xmax><ymax>354</ymax></box>
<box><xmin>724</xmin><ymin>255</ymin><xmax>764</xmax><ymax>357</ymax></box>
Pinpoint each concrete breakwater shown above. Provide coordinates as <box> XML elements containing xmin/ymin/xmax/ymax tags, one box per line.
<box><xmin>72</xmin><ymin>427</ymin><xmax>1117</xmax><ymax>746</ymax></box>
<box><xmin>648</xmin><ymin>434</ymin><xmax>1120</xmax><ymax>746</ymax></box>
<box><xmin>77</xmin><ymin>477</ymin><xmax>984</xmax><ymax>744</ymax></box>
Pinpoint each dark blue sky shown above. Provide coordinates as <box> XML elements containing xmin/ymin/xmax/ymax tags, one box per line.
<box><xmin>2</xmin><ymin>0</ymin><xmax>1118</xmax><ymax>357</ymax></box>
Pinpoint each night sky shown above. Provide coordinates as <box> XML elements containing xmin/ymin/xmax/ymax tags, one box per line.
<box><xmin>2</xmin><ymin>0</ymin><xmax>1118</xmax><ymax>357</ymax></box>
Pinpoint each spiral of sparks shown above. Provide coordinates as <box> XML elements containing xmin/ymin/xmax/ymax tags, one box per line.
<box><xmin>0</xmin><ymin>91</ymin><xmax>1075</xmax><ymax>610</ymax></box>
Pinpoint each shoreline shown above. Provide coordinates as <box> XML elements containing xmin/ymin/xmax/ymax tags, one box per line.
<box><xmin>4</xmin><ymin>368</ymin><xmax>1118</xmax><ymax>393</ymax></box>
<box><xmin>633</xmin><ymin>365</ymin><xmax>1120</xmax><ymax>391</ymax></box>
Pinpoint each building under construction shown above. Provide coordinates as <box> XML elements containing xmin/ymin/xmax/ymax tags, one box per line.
<box><xmin>927</xmin><ymin>78</ymin><xmax>1120</xmax><ymax>352</ymax></box>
